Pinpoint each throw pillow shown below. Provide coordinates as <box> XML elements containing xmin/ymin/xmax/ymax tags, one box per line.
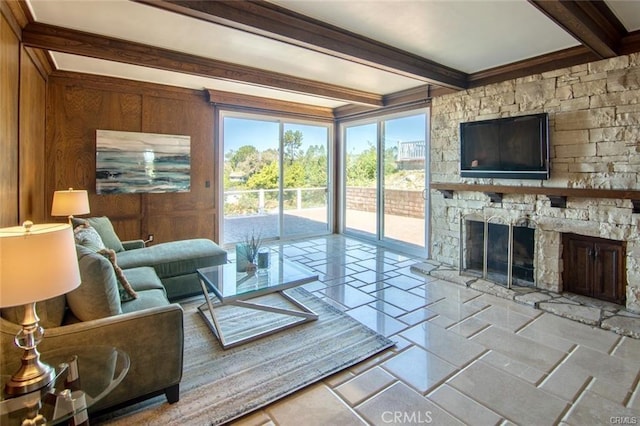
<box><xmin>98</xmin><ymin>248</ymin><xmax>138</xmax><ymax>302</ymax></box>
<box><xmin>73</xmin><ymin>222</ymin><xmax>106</xmax><ymax>252</ymax></box>
<box><xmin>87</xmin><ymin>217</ymin><xmax>125</xmax><ymax>253</ymax></box>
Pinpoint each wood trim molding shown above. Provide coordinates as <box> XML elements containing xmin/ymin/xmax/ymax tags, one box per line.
<box><xmin>1</xmin><ymin>0</ymin><xmax>25</xmax><ymax>37</ymax></box>
<box><xmin>21</xmin><ymin>22</ymin><xmax>383</xmax><ymax>107</ymax></box>
<box><xmin>136</xmin><ymin>0</ymin><xmax>469</xmax><ymax>90</ymax></box>
<box><xmin>24</xmin><ymin>47</ymin><xmax>53</xmax><ymax>79</ymax></box>
<box><xmin>468</xmin><ymin>46</ymin><xmax>599</xmax><ymax>88</ymax></box>
<box><xmin>50</xmin><ymin>70</ymin><xmax>208</xmax><ymax>100</ymax></box>
<box><xmin>621</xmin><ymin>30</ymin><xmax>640</xmax><ymax>56</ymax></box>
<box><xmin>206</xmin><ymin>89</ymin><xmax>334</xmax><ymax>119</ymax></box>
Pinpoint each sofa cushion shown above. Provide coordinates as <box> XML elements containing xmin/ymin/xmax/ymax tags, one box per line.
<box><xmin>116</xmin><ymin>239</ymin><xmax>227</xmax><ymax>279</ymax></box>
<box><xmin>67</xmin><ymin>245</ymin><xmax>122</xmax><ymax>321</ymax></box>
<box><xmin>120</xmin><ymin>289</ymin><xmax>170</xmax><ymax>314</ymax></box>
<box><xmin>123</xmin><ymin>267</ymin><xmax>166</xmax><ymax>292</ymax></box>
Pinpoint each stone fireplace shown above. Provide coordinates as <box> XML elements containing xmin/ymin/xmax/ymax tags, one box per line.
<box><xmin>460</xmin><ymin>211</ymin><xmax>630</xmax><ymax>309</ymax></box>
<box><xmin>429</xmin><ymin>52</ymin><xmax>640</xmax><ymax>314</ymax></box>
<box><xmin>431</xmin><ymin>193</ymin><xmax>640</xmax><ymax>313</ymax></box>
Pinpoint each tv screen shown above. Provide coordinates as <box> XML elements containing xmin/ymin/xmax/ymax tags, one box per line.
<box><xmin>460</xmin><ymin>113</ymin><xmax>549</xmax><ymax>179</ymax></box>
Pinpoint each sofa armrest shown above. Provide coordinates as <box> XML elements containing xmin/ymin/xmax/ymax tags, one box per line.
<box><xmin>1</xmin><ymin>304</ymin><xmax>184</xmax><ymax>412</ymax></box>
<box><xmin>122</xmin><ymin>239</ymin><xmax>146</xmax><ymax>250</ymax></box>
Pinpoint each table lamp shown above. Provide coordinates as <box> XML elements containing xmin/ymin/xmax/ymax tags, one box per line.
<box><xmin>51</xmin><ymin>188</ymin><xmax>90</xmax><ymax>223</ymax></box>
<box><xmin>0</xmin><ymin>221</ymin><xmax>81</xmax><ymax>396</ymax></box>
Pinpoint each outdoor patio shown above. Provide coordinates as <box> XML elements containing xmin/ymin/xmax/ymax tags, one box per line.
<box><xmin>223</xmin><ymin>208</ymin><xmax>425</xmax><ymax>248</ymax></box>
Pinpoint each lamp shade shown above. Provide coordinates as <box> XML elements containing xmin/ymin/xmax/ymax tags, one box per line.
<box><xmin>51</xmin><ymin>188</ymin><xmax>90</xmax><ymax>217</ymax></box>
<box><xmin>0</xmin><ymin>223</ymin><xmax>80</xmax><ymax>308</ymax></box>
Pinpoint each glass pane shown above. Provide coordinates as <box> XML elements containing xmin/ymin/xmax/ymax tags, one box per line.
<box><xmin>282</xmin><ymin>123</ymin><xmax>329</xmax><ymax>237</ymax></box>
<box><xmin>382</xmin><ymin>114</ymin><xmax>426</xmax><ymax>247</ymax></box>
<box><xmin>223</xmin><ymin>117</ymin><xmax>279</xmax><ymax>244</ymax></box>
<box><xmin>344</xmin><ymin>123</ymin><xmax>377</xmax><ymax>237</ymax></box>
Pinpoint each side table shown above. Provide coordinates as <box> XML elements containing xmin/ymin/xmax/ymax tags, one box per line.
<box><xmin>0</xmin><ymin>345</ymin><xmax>129</xmax><ymax>425</ymax></box>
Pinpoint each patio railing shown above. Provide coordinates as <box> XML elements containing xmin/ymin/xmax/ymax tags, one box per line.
<box><xmin>224</xmin><ymin>187</ymin><xmax>327</xmax><ymax>216</ymax></box>
<box><xmin>397</xmin><ymin>140</ymin><xmax>425</xmax><ymax>160</ymax></box>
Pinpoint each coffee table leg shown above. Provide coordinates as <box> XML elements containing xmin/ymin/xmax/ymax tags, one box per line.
<box><xmin>197</xmin><ymin>277</ymin><xmax>228</xmax><ymax>347</ymax></box>
<box><xmin>198</xmin><ymin>288</ymin><xmax>318</xmax><ymax>349</ymax></box>
<box><xmin>232</xmin><ymin>291</ymin><xmax>318</xmax><ymax>320</ymax></box>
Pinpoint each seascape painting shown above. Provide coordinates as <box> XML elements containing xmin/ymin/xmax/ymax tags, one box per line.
<box><xmin>96</xmin><ymin>130</ymin><xmax>191</xmax><ymax>194</ymax></box>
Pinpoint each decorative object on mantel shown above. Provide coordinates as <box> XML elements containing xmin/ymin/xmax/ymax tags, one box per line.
<box><xmin>0</xmin><ymin>222</ymin><xmax>81</xmax><ymax>396</ymax></box>
<box><xmin>235</xmin><ymin>230</ymin><xmax>263</xmax><ymax>273</ymax></box>
<box><xmin>431</xmin><ymin>183</ymin><xmax>640</xmax><ymax>213</ymax></box>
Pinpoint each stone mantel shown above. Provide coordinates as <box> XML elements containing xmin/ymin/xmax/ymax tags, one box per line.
<box><xmin>431</xmin><ymin>183</ymin><xmax>640</xmax><ymax>213</ymax></box>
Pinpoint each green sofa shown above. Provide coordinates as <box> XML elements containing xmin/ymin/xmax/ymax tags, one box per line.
<box><xmin>0</xmin><ymin>217</ymin><xmax>227</xmax><ymax>415</ymax></box>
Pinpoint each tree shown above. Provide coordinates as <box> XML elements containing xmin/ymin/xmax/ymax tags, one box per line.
<box><xmin>246</xmin><ymin>161</ymin><xmax>278</xmax><ymax>189</ymax></box>
<box><xmin>347</xmin><ymin>144</ymin><xmax>377</xmax><ymax>186</ymax></box>
<box><xmin>229</xmin><ymin>145</ymin><xmax>258</xmax><ymax>169</ymax></box>
<box><xmin>302</xmin><ymin>144</ymin><xmax>327</xmax><ymax>187</ymax></box>
<box><xmin>283</xmin><ymin>130</ymin><xmax>303</xmax><ymax>164</ymax></box>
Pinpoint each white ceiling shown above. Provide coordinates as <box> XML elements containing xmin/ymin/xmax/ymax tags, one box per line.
<box><xmin>26</xmin><ymin>0</ymin><xmax>640</xmax><ymax>109</ymax></box>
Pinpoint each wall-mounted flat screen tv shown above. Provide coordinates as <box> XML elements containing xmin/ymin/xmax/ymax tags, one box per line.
<box><xmin>460</xmin><ymin>113</ymin><xmax>550</xmax><ymax>180</ymax></box>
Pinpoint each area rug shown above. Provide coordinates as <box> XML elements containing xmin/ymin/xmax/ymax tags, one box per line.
<box><xmin>95</xmin><ymin>287</ymin><xmax>395</xmax><ymax>425</ymax></box>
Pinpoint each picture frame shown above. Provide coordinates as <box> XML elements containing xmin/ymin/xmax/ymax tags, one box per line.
<box><xmin>96</xmin><ymin>130</ymin><xmax>191</xmax><ymax>194</ymax></box>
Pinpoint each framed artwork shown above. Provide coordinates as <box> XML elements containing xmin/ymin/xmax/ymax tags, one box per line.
<box><xmin>96</xmin><ymin>130</ymin><xmax>191</xmax><ymax>194</ymax></box>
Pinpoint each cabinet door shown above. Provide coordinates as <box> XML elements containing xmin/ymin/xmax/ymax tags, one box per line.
<box><xmin>593</xmin><ymin>243</ymin><xmax>625</xmax><ymax>305</ymax></box>
<box><xmin>563</xmin><ymin>236</ymin><xmax>594</xmax><ymax>297</ymax></box>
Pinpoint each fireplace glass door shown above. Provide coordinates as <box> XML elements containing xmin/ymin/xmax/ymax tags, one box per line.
<box><xmin>465</xmin><ymin>220</ymin><xmax>535</xmax><ymax>286</ymax></box>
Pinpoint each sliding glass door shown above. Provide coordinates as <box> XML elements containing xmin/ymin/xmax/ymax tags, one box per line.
<box><xmin>342</xmin><ymin>110</ymin><xmax>429</xmax><ymax>254</ymax></box>
<box><xmin>382</xmin><ymin>114</ymin><xmax>427</xmax><ymax>248</ymax></box>
<box><xmin>220</xmin><ymin>112</ymin><xmax>331</xmax><ymax>245</ymax></box>
<box><xmin>344</xmin><ymin>123</ymin><xmax>378</xmax><ymax>237</ymax></box>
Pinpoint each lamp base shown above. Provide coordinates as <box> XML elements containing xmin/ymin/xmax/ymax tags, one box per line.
<box><xmin>4</xmin><ymin>348</ymin><xmax>56</xmax><ymax>397</ymax></box>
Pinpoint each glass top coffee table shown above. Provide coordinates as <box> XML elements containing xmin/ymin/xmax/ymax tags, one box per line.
<box><xmin>196</xmin><ymin>253</ymin><xmax>319</xmax><ymax>349</ymax></box>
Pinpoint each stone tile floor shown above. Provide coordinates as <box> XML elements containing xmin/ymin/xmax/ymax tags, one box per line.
<box><xmin>233</xmin><ymin>235</ymin><xmax>640</xmax><ymax>426</ymax></box>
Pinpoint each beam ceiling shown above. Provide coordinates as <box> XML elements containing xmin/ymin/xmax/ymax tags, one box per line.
<box><xmin>17</xmin><ymin>0</ymin><xmax>640</xmax><ymax>109</ymax></box>
<box><xmin>134</xmin><ymin>0</ymin><xmax>469</xmax><ymax>90</ymax></box>
<box><xmin>21</xmin><ymin>22</ymin><xmax>384</xmax><ymax>107</ymax></box>
<box><xmin>528</xmin><ymin>0</ymin><xmax>627</xmax><ymax>59</ymax></box>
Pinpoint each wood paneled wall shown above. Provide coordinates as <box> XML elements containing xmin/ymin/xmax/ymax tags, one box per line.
<box><xmin>1</xmin><ymin>6</ymin><xmax>47</xmax><ymax>228</ymax></box>
<box><xmin>19</xmin><ymin>47</ymin><xmax>47</xmax><ymax>223</ymax></box>
<box><xmin>1</xmin><ymin>10</ymin><xmax>20</xmax><ymax>227</ymax></box>
<box><xmin>46</xmin><ymin>73</ymin><xmax>218</xmax><ymax>244</ymax></box>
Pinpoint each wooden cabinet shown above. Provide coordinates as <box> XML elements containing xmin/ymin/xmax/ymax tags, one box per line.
<box><xmin>562</xmin><ymin>233</ymin><xmax>626</xmax><ymax>305</ymax></box>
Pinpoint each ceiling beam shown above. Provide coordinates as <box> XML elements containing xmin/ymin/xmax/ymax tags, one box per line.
<box><xmin>528</xmin><ymin>0</ymin><xmax>626</xmax><ymax>59</ymax></box>
<box><xmin>135</xmin><ymin>0</ymin><xmax>469</xmax><ymax>90</ymax></box>
<box><xmin>21</xmin><ymin>22</ymin><xmax>384</xmax><ymax>107</ymax></box>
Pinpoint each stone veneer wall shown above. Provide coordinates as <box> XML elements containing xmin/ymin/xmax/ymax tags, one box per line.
<box><xmin>430</xmin><ymin>53</ymin><xmax>640</xmax><ymax>313</ymax></box>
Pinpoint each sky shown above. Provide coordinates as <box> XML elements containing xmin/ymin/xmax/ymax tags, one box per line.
<box><xmin>223</xmin><ymin>112</ymin><xmax>427</xmax><ymax>155</ymax></box>
<box><xmin>223</xmin><ymin>118</ymin><xmax>329</xmax><ymax>153</ymax></box>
